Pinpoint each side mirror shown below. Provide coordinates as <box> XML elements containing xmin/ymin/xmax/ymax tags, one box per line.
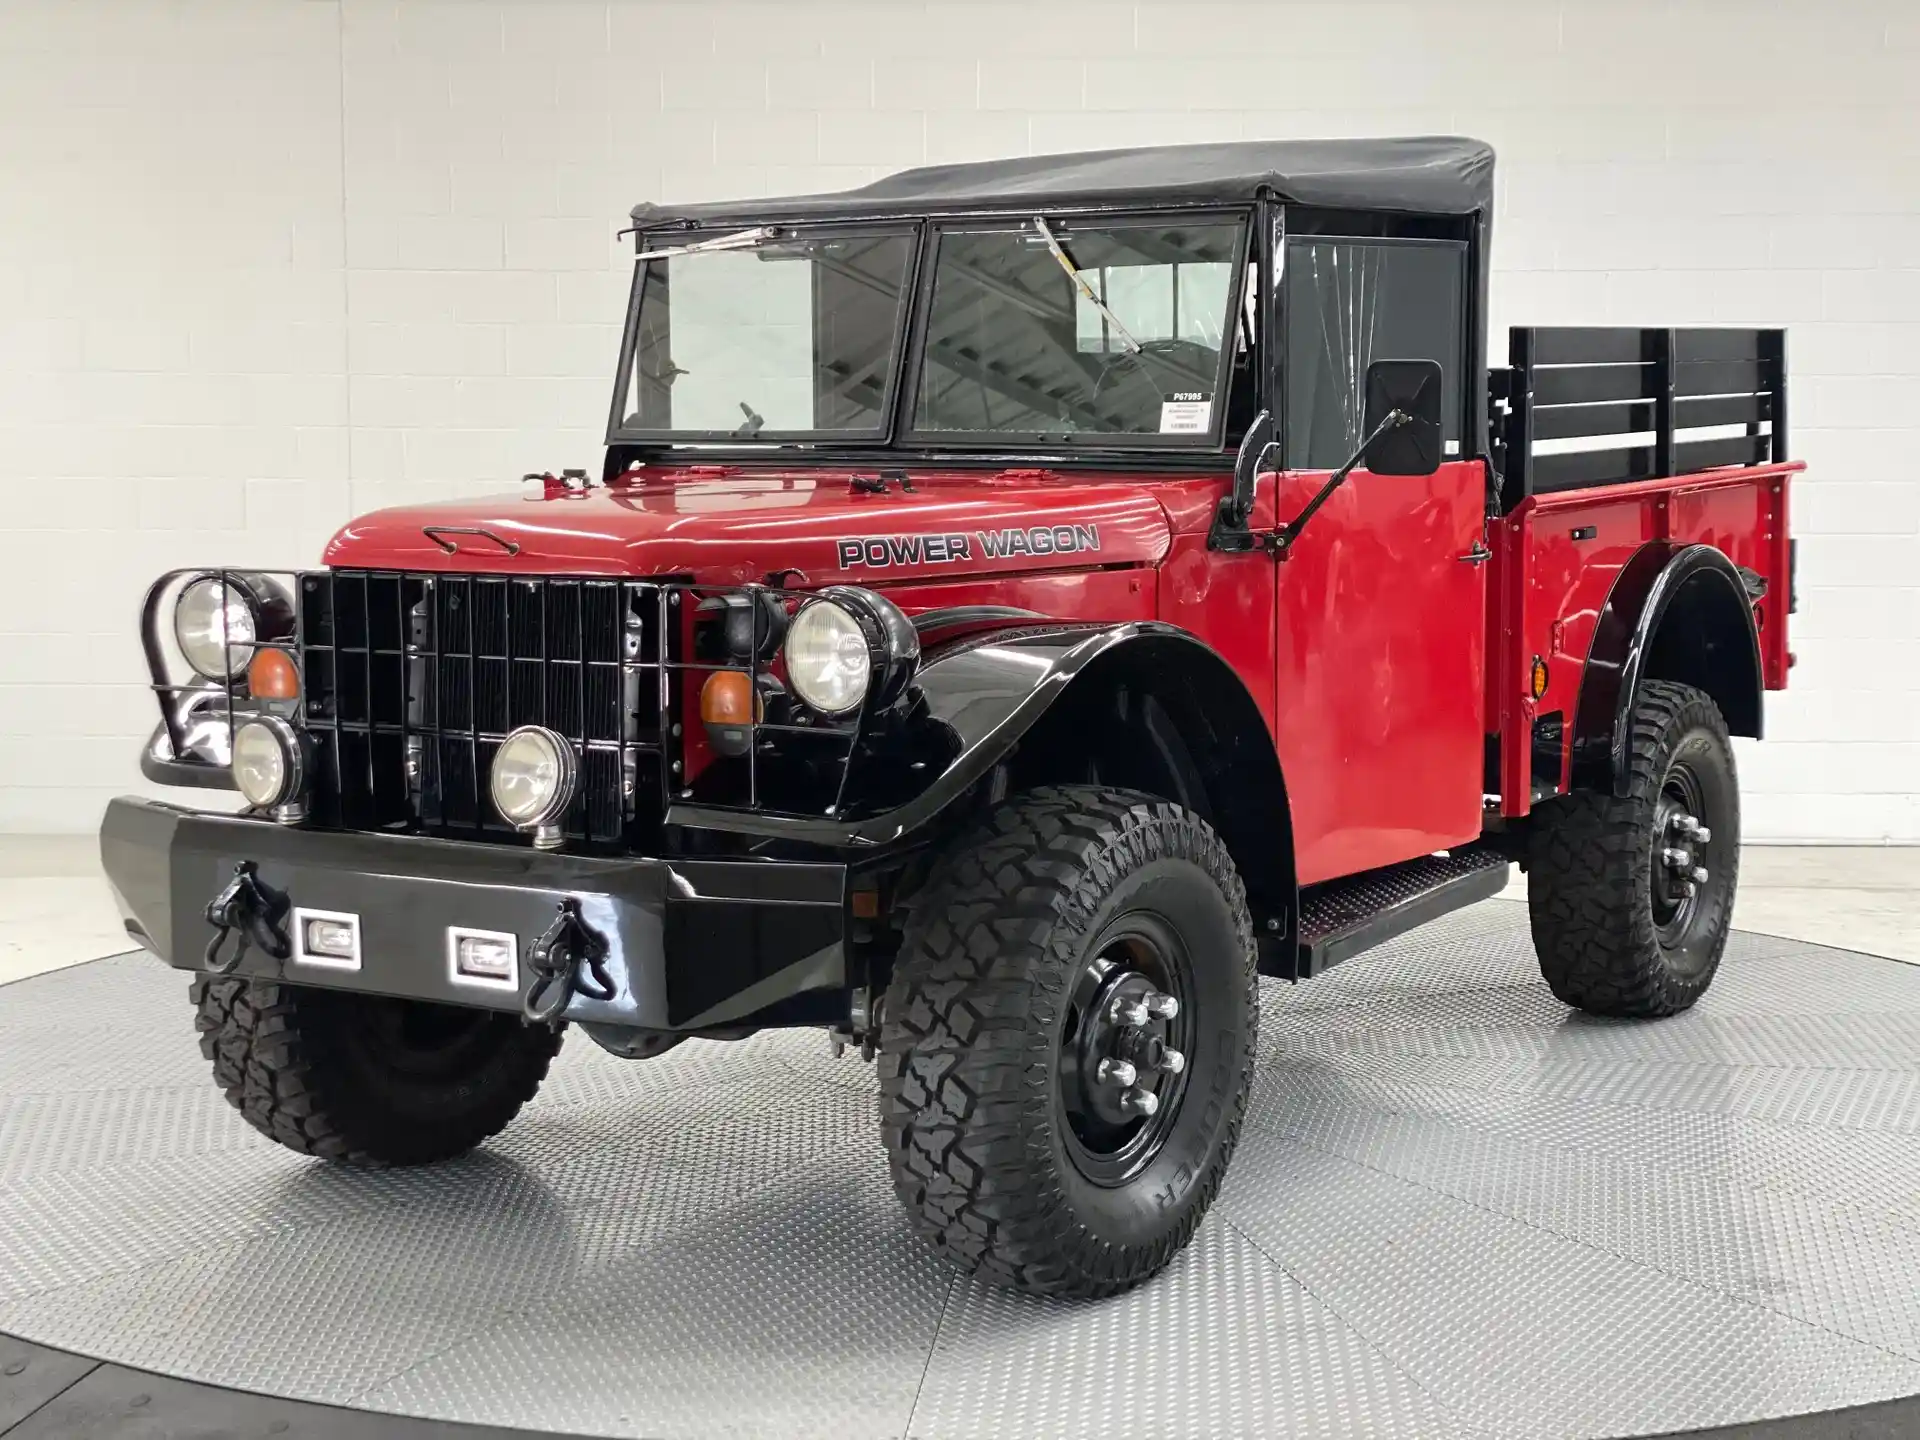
<box><xmin>1362</xmin><ymin>359</ymin><xmax>1445</xmax><ymax>476</ymax></box>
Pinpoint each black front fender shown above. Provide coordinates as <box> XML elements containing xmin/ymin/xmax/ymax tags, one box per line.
<box><xmin>1572</xmin><ymin>542</ymin><xmax>1763</xmax><ymax>796</ymax></box>
<box><xmin>669</xmin><ymin>622</ymin><xmax>1282</xmax><ymax>855</ymax></box>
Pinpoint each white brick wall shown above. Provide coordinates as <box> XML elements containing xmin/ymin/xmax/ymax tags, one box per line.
<box><xmin>1</xmin><ymin>0</ymin><xmax>1915</xmax><ymax>839</ymax></box>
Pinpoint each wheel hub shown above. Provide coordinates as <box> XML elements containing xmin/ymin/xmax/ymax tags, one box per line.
<box><xmin>1652</xmin><ymin>779</ymin><xmax>1712</xmax><ymax>937</ymax></box>
<box><xmin>1075</xmin><ymin>970</ymin><xmax>1183</xmax><ymax>1124</ymax></box>
<box><xmin>1059</xmin><ymin>925</ymin><xmax>1193</xmax><ymax>1185</ymax></box>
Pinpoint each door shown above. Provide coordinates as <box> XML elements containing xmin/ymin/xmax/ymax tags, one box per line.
<box><xmin>1271</xmin><ymin>235</ymin><xmax>1488</xmax><ymax>885</ymax></box>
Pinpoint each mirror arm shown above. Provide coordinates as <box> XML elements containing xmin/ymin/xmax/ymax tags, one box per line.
<box><xmin>1274</xmin><ymin>408</ymin><xmax>1408</xmax><ymax>555</ymax></box>
<box><xmin>1209</xmin><ymin>411</ymin><xmax>1275</xmax><ymax>552</ymax></box>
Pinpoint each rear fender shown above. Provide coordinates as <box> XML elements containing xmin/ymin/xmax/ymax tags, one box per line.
<box><xmin>1570</xmin><ymin>542</ymin><xmax>1763</xmax><ymax>796</ymax></box>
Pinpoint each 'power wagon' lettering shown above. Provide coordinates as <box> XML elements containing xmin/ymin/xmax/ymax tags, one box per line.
<box><xmin>835</xmin><ymin>524</ymin><xmax>1099</xmax><ymax>570</ymax></box>
<box><xmin>836</xmin><ymin>533</ymin><xmax>973</xmax><ymax>569</ymax></box>
<box><xmin>977</xmin><ymin>524</ymin><xmax>1100</xmax><ymax>560</ymax></box>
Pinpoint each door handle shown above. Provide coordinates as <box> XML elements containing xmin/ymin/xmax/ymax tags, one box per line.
<box><xmin>1458</xmin><ymin>541</ymin><xmax>1492</xmax><ymax>566</ymax></box>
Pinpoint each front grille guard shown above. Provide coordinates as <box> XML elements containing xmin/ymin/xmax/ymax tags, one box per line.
<box><xmin>140</xmin><ymin>568</ymin><xmax>299</xmax><ymax>781</ymax></box>
<box><xmin>140</xmin><ymin>567</ymin><xmax>865</xmax><ymax>848</ymax></box>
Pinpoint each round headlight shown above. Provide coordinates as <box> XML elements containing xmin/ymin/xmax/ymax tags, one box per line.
<box><xmin>785</xmin><ymin>599</ymin><xmax>873</xmax><ymax>716</ymax></box>
<box><xmin>490</xmin><ymin>725</ymin><xmax>578</xmax><ymax>845</ymax></box>
<box><xmin>175</xmin><ymin>576</ymin><xmax>258</xmax><ymax>680</ymax></box>
<box><xmin>783</xmin><ymin>587</ymin><xmax>919</xmax><ymax>719</ymax></box>
<box><xmin>232</xmin><ymin>716</ymin><xmax>303</xmax><ymax>812</ymax></box>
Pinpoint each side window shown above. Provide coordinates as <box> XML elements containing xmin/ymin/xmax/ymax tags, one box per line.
<box><xmin>1283</xmin><ymin>238</ymin><xmax>1465</xmax><ymax>470</ymax></box>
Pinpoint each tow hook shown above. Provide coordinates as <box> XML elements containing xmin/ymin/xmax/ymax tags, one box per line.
<box><xmin>522</xmin><ymin>899</ymin><xmax>615</xmax><ymax>1027</ymax></box>
<box><xmin>202</xmin><ymin>860</ymin><xmax>290</xmax><ymax>975</ymax></box>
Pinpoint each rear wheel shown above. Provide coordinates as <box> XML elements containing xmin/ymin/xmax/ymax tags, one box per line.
<box><xmin>191</xmin><ymin>977</ymin><xmax>562</xmax><ymax>1165</ymax></box>
<box><xmin>879</xmin><ymin>785</ymin><xmax>1257</xmax><ymax>1297</ymax></box>
<box><xmin>1528</xmin><ymin>679</ymin><xmax>1740</xmax><ymax>1017</ymax></box>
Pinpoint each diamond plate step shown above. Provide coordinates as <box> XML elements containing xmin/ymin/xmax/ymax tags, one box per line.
<box><xmin>1295</xmin><ymin>846</ymin><xmax>1511</xmax><ymax>978</ymax></box>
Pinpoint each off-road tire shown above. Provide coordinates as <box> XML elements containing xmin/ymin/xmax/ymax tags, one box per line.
<box><xmin>1528</xmin><ymin>680</ymin><xmax>1740</xmax><ymax>1017</ymax></box>
<box><xmin>879</xmin><ymin>785</ymin><xmax>1257</xmax><ymax>1297</ymax></box>
<box><xmin>191</xmin><ymin>976</ymin><xmax>563</xmax><ymax>1165</ymax></box>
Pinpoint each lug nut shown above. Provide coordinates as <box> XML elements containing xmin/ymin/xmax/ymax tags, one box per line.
<box><xmin>1160</xmin><ymin>1047</ymin><xmax>1186</xmax><ymax>1075</ymax></box>
<box><xmin>1112</xmin><ymin>997</ymin><xmax>1149</xmax><ymax>1026</ymax></box>
<box><xmin>1693</xmin><ymin>826</ymin><xmax>1712</xmax><ymax>844</ymax></box>
<box><xmin>1120</xmin><ymin>1087</ymin><xmax>1160</xmax><ymax>1117</ymax></box>
<box><xmin>1145</xmin><ymin>991</ymin><xmax>1179</xmax><ymax>1020</ymax></box>
<box><xmin>1690</xmin><ymin>866</ymin><xmax>1709</xmax><ymax>884</ymax></box>
<box><xmin>1662</xmin><ymin>847</ymin><xmax>1692</xmax><ymax>868</ymax></box>
<box><xmin>1096</xmin><ymin>1058</ymin><xmax>1138</xmax><ymax>1088</ymax></box>
<box><xmin>1680</xmin><ymin>879</ymin><xmax>1698</xmax><ymax>898</ymax></box>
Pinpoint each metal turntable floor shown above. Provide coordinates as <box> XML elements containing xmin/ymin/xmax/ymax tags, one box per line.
<box><xmin>5</xmin><ymin>900</ymin><xmax>1920</xmax><ymax>1439</ymax></box>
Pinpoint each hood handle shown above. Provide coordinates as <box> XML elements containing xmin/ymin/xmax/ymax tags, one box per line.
<box><xmin>422</xmin><ymin>525</ymin><xmax>521</xmax><ymax>557</ymax></box>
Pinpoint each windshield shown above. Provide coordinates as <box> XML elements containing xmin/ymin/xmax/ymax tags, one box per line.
<box><xmin>911</xmin><ymin>218</ymin><xmax>1245</xmax><ymax>441</ymax></box>
<box><xmin>614</xmin><ymin>229</ymin><xmax>915</xmax><ymax>439</ymax></box>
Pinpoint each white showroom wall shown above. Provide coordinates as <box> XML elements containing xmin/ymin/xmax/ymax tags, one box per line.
<box><xmin>0</xmin><ymin>0</ymin><xmax>1916</xmax><ymax>839</ymax></box>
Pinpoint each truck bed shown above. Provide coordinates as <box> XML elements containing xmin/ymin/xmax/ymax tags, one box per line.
<box><xmin>1484</xmin><ymin>327</ymin><xmax>1798</xmax><ymax>816</ymax></box>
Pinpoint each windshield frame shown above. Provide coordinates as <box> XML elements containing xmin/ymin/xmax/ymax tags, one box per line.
<box><xmin>899</xmin><ymin>207</ymin><xmax>1255</xmax><ymax>452</ymax></box>
<box><xmin>603</xmin><ymin>221</ymin><xmax>923</xmax><ymax>448</ymax></box>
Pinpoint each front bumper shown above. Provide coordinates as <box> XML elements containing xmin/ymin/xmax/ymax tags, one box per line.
<box><xmin>99</xmin><ymin>797</ymin><xmax>847</xmax><ymax>1031</ymax></box>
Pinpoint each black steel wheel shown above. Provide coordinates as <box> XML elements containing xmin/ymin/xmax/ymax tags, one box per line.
<box><xmin>879</xmin><ymin>785</ymin><xmax>1257</xmax><ymax>1297</ymax></box>
<box><xmin>192</xmin><ymin>977</ymin><xmax>563</xmax><ymax>1165</ymax></box>
<box><xmin>1528</xmin><ymin>680</ymin><xmax>1741</xmax><ymax>1017</ymax></box>
<box><xmin>1057</xmin><ymin>917</ymin><xmax>1195</xmax><ymax>1187</ymax></box>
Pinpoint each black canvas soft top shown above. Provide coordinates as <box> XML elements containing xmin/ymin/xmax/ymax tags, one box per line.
<box><xmin>629</xmin><ymin>136</ymin><xmax>1495</xmax><ymax>230</ymax></box>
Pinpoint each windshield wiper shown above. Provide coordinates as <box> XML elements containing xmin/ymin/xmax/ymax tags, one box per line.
<box><xmin>734</xmin><ymin>401</ymin><xmax>766</xmax><ymax>437</ymax></box>
<box><xmin>635</xmin><ymin>225</ymin><xmax>779</xmax><ymax>264</ymax></box>
<box><xmin>1031</xmin><ymin>217</ymin><xmax>1141</xmax><ymax>355</ymax></box>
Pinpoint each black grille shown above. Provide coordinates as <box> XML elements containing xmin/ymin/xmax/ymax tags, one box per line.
<box><xmin>298</xmin><ymin>571</ymin><xmax>670</xmax><ymax>847</ymax></box>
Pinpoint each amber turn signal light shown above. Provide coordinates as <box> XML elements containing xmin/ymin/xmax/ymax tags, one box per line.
<box><xmin>700</xmin><ymin>671</ymin><xmax>762</xmax><ymax>760</ymax></box>
<box><xmin>699</xmin><ymin>671</ymin><xmax>759</xmax><ymax>726</ymax></box>
<box><xmin>248</xmin><ymin>646</ymin><xmax>300</xmax><ymax>701</ymax></box>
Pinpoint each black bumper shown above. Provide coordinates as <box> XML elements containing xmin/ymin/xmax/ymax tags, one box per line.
<box><xmin>99</xmin><ymin>797</ymin><xmax>847</xmax><ymax>1032</ymax></box>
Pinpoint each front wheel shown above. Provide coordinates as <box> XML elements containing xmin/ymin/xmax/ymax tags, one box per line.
<box><xmin>1528</xmin><ymin>679</ymin><xmax>1741</xmax><ymax>1017</ymax></box>
<box><xmin>192</xmin><ymin>977</ymin><xmax>563</xmax><ymax>1165</ymax></box>
<box><xmin>878</xmin><ymin>785</ymin><xmax>1257</xmax><ymax>1297</ymax></box>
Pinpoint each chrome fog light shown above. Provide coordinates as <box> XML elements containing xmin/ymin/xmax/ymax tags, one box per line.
<box><xmin>489</xmin><ymin>725</ymin><xmax>577</xmax><ymax>848</ymax></box>
<box><xmin>232</xmin><ymin>716</ymin><xmax>305</xmax><ymax>819</ymax></box>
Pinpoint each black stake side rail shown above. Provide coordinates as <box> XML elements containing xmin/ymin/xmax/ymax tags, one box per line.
<box><xmin>1489</xmin><ymin>326</ymin><xmax>1788</xmax><ymax>510</ymax></box>
<box><xmin>140</xmin><ymin>569</ymin><xmax>862</xmax><ymax>852</ymax></box>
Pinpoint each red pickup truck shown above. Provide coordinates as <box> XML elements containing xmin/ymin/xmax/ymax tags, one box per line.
<box><xmin>102</xmin><ymin>137</ymin><xmax>1797</xmax><ymax>1296</ymax></box>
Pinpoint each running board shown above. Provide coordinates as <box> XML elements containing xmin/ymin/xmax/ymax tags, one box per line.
<box><xmin>1292</xmin><ymin>847</ymin><xmax>1511</xmax><ymax>979</ymax></box>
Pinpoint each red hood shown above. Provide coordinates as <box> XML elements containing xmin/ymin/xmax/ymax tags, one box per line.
<box><xmin>324</xmin><ymin>466</ymin><xmax>1175</xmax><ymax>585</ymax></box>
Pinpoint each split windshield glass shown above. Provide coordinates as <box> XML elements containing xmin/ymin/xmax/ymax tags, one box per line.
<box><xmin>911</xmin><ymin>218</ymin><xmax>1245</xmax><ymax>442</ymax></box>
<box><xmin>615</xmin><ymin>228</ymin><xmax>915</xmax><ymax>440</ymax></box>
